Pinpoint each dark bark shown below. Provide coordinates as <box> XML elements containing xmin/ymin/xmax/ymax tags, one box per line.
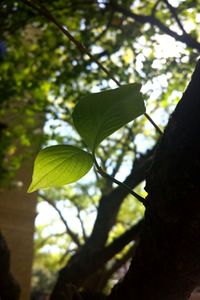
<box><xmin>49</xmin><ymin>146</ymin><xmax>152</xmax><ymax>299</ymax></box>
<box><xmin>50</xmin><ymin>148</ymin><xmax>152</xmax><ymax>299</ymax></box>
<box><xmin>108</xmin><ymin>60</ymin><xmax>200</xmax><ymax>300</ymax></box>
<box><xmin>50</xmin><ymin>220</ymin><xmax>143</xmax><ymax>299</ymax></box>
<box><xmin>94</xmin><ymin>246</ymin><xmax>135</xmax><ymax>292</ymax></box>
<box><xmin>0</xmin><ymin>232</ymin><xmax>20</xmax><ymax>300</ymax></box>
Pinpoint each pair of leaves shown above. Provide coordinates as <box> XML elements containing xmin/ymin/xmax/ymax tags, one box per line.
<box><xmin>28</xmin><ymin>83</ymin><xmax>145</xmax><ymax>193</ymax></box>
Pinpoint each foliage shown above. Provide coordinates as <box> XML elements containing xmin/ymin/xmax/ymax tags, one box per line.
<box><xmin>29</xmin><ymin>83</ymin><xmax>145</xmax><ymax>193</ymax></box>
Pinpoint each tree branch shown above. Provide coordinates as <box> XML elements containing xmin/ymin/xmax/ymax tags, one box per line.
<box><xmin>35</xmin><ymin>231</ymin><xmax>66</xmax><ymax>249</ymax></box>
<box><xmin>39</xmin><ymin>194</ymin><xmax>82</xmax><ymax>248</ymax></box>
<box><xmin>75</xmin><ymin>205</ymin><xmax>88</xmax><ymax>242</ymax></box>
<box><xmin>50</xmin><ymin>219</ymin><xmax>142</xmax><ymax>299</ymax></box>
<box><xmin>151</xmin><ymin>0</ymin><xmax>162</xmax><ymax>16</ymax></box>
<box><xmin>99</xmin><ymin>245</ymin><xmax>135</xmax><ymax>290</ymax></box>
<box><xmin>86</xmin><ymin>148</ymin><xmax>154</xmax><ymax>251</ymax></box>
<box><xmin>101</xmin><ymin>219</ymin><xmax>143</xmax><ymax>263</ymax></box>
<box><xmin>163</xmin><ymin>0</ymin><xmax>187</xmax><ymax>34</ymax></box>
<box><xmin>109</xmin><ymin>1</ymin><xmax>200</xmax><ymax>51</ymax></box>
<box><xmin>93</xmin><ymin>10</ymin><xmax>114</xmax><ymax>44</ymax></box>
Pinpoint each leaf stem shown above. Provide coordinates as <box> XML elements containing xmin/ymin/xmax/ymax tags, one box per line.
<box><xmin>92</xmin><ymin>154</ymin><xmax>146</xmax><ymax>206</ymax></box>
<box><xmin>22</xmin><ymin>0</ymin><xmax>163</xmax><ymax>135</ymax></box>
<box><xmin>144</xmin><ymin>112</ymin><xmax>163</xmax><ymax>135</ymax></box>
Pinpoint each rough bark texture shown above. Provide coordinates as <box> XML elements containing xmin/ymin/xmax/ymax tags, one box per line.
<box><xmin>108</xmin><ymin>60</ymin><xmax>200</xmax><ymax>300</ymax></box>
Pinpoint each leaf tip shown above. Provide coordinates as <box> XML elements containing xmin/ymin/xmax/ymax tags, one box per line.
<box><xmin>27</xmin><ymin>183</ymin><xmax>36</xmax><ymax>193</ymax></box>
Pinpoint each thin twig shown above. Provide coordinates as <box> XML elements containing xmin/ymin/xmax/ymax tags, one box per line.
<box><xmin>92</xmin><ymin>154</ymin><xmax>146</xmax><ymax>206</ymax></box>
<box><xmin>35</xmin><ymin>231</ymin><xmax>66</xmax><ymax>249</ymax></box>
<box><xmin>75</xmin><ymin>206</ymin><xmax>88</xmax><ymax>242</ymax></box>
<box><xmin>93</xmin><ymin>10</ymin><xmax>114</xmax><ymax>43</ymax></box>
<box><xmin>144</xmin><ymin>112</ymin><xmax>163</xmax><ymax>135</ymax></box>
<box><xmin>151</xmin><ymin>0</ymin><xmax>162</xmax><ymax>16</ymax></box>
<box><xmin>22</xmin><ymin>0</ymin><xmax>120</xmax><ymax>86</ymax></box>
<box><xmin>39</xmin><ymin>194</ymin><xmax>82</xmax><ymax>247</ymax></box>
<box><xmin>163</xmin><ymin>0</ymin><xmax>187</xmax><ymax>34</ymax></box>
<box><xmin>22</xmin><ymin>0</ymin><xmax>163</xmax><ymax>135</ymax></box>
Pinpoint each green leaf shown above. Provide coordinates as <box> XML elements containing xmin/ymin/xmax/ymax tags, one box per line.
<box><xmin>28</xmin><ymin>145</ymin><xmax>93</xmax><ymax>193</ymax></box>
<box><xmin>72</xmin><ymin>83</ymin><xmax>145</xmax><ymax>151</ymax></box>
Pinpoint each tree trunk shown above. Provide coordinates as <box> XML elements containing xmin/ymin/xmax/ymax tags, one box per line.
<box><xmin>108</xmin><ymin>59</ymin><xmax>200</xmax><ymax>300</ymax></box>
